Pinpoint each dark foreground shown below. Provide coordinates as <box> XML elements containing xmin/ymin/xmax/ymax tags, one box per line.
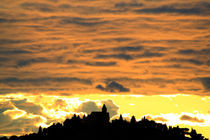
<box><xmin>0</xmin><ymin>105</ymin><xmax>208</xmax><ymax>140</ymax></box>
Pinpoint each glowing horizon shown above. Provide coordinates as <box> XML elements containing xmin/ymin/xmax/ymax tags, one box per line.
<box><xmin>0</xmin><ymin>93</ymin><xmax>209</xmax><ymax>138</ymax></box>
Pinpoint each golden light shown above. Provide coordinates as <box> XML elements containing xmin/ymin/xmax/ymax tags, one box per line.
<box><xmin>0</xmin><ymin>93</ymin><xmax>209</xmax><ymax>138</ymax></box>
<box><xmin>3</xmin><ymin>108</ymin><xmax>26</xmax><ymax>120</ymax></box>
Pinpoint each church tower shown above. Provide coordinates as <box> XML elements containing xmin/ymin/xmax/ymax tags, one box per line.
<box><xmin>102</xmin><ymin>104</ymin><xmax>107</xmax><ymax>113</ymax></box>
<box><xmin>87</xmin><ymin>104</ymin><xmax>110</xmax><ymax>126</ymax></box>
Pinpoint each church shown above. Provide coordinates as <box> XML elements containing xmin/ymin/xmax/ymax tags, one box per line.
<box><xmin>87</xmin><ymin>104</ymin><xmax>110</xmax><ymax>126</ymax></box>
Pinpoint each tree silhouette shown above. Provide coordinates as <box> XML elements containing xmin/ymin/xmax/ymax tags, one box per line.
<box><xmin>0</xmin><ymin>104</ymin><xmax>208</xmax><ymax>140</ymax></box>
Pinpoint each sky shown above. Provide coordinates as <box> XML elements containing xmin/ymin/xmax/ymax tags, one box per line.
<box><xmin>0</xmin><ymin>0</ymin><xmax>209</xmax><ymax>138</ymax></box>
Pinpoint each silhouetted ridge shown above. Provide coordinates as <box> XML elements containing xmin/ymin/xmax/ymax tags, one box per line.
<box><xmin>0</xmin><ymin>104</ymin><xmax>208</xmax><ymax>140</ymax></box>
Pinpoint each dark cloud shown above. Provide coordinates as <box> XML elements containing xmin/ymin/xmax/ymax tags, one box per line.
<box><xmin>103</xmin><ymin>77</ymin><xmax>206</xmax><ymax>95</ymax></box>
<box><xmin>0</xmin><ymin>49</ymin><xmax>31</xmax><ymax>55</ymax></box>
<box><xmin>67</xmin><ymin>60</ymin><xmax>80</xmax><ymax>64</ymax></box>
<box><xmin>96</xmin><ymin>85</ymin><xmax>105</xmax><ymax>91</ymax></box>
<box><xmin>136</xmin><ymin>6</ymin><xmax>200</xmax><ymax>14</ymax></box>
<box><xmin>75</xmin><ymin>101</ymin><xmax>100</xmax><ymax>114</ymax></box>
<box><xmin>48</xmin><ymin>0</ymin><xmax>58</xmax><ymax>3</ymax></box>
<box><xmin>0</xmin><ymin>18</ymin><xmax>22</xmax><ymax>23</ymax></box>
<box><xmin>11</xmin><ymin>99</ymin><xmax>43</xmax><ymax>115</ymax></box>
<box><xmin>0</xmin><ymin>57</ymin><xmax>9</xmax><ymax>62</ymax></box>
<box><xmin>0</xmin><ymin>39</ymin><xmax>33</xmax><ymax>46</ymax></box>
<box><xmin>29</xmin><ymin>15</ymin><xmax>60</xmax><ymax>22</ymax></box>
<box><xmin>113</xmin><ymin>38</ymin><xmax>133</xmax><ymax>42</ymax></box>
<box><xmin>58</xmin><ymin>4</ymin><xmax>72</xmax><ymax>9</ymax></box>
<box><xmin>82</xmin><ymin>48</ymin><xmax>107</xmax><ymax>53</ymax></box>
<box><xmin>105</xmin><ymin>77</ymin><xmax>175</xmax><ymax>84</ymax></box>
<box><xmin>0</xmin><ymin>77</ymin><xmax>92</xmax><ymax>86</ymax></box>
<box><xmin>113</xmin><ymin>46</ymin><xmax>144</xmax><ymax>52</ymax></box>
<box><xmin>25</xmin><ymin>25</ymin><xmax>56</xmax><ymax>32</ymax></box>
<box><xmin>199</xmin><ymin>77</ymin><xmax>210</xmax><ymax>90</ymax></box>
<box><xmin>166</xmin><ymin>58</ymin><xmax>204</xmax><ymax>65</ymax></box>
<box><xmin>105</xmin><ymin>81</ymin><xmax>130</xmax><ymax>92</ymax></box>
<box><xmin>16</xmin><ymin>57</ymin><xmax>50</xmax><ymax>67</ymax></box>
<box><xmin>68</xmin><ymin>59</ymin><xmax>117</xmax><ymax>67</ymax></box>
<box><xmin>115</xmin><ymin>2</ymin><xmax>144</xmax><ymax>8</ymax></box>
<box><xmin>201</xmin><ymin>49</ymin><xmax>210</xmax><ymax>54</ymax></box>
<box><xmin>0</xmin><ymin>39</ymin><xmax>32</xmax><ymax>45</ymax></box>
<box><xmin>152</xmin><ymin>64</ymin><xmax>189</xmax><ymax>69</ymax></box>
<box><xmin>0</xmin><ymin>89</ymin><xmax>31</xmax><ymax>94</ymax></box>
<box><xmin>95</xmin><ymin>50</ymin><xmax>164</xmax><ymax>61</ymax></box>
<box><xmin>96</xmin><ymin>81</ymin><xmax>130</xmax><ymax>92</ymax></box>
<box><xmin>0</xmin><ymin>88</ymin><xmax>71</xmax><ymax>95</ymax></box>
<box><xmin>0</xmin><ymin>101</ymin><xmax>44</xmax><ymax>135</ymax></box>
<box><xmin>85</xmin><ymin>61</ymin><xmax>117</xmax><ymax>66</ymax></box>
<box><xmin>95</xmin><ymin>54</ymin><xmax>133</xmax><ymax>60</ymax></box>
<box><xmin>177</xmin><ymin>49</ymin><xmax>197</xmax><ymax>55</ymax></box>
<box><xmin>207</xmin><ymin>60</ymin><xmax>210</xmax><ymax>66</ymax></box>
<box><xmin>20</xmin><ymin>2</ymin><xmax>56</xmax><ymax>12</ymax></box>
<box><xmin>183</xmin><ymin>59</ymin><xmax>203</xmax><ymax>65</ymax></box>
<box><xmin>0</xmin><ymin>102</ymin><xmax>14</xmax><ymax>113</ymax></box>
<box><xmin>136</xmin><ymin>2</ymin><xmax>210</xmax><ymax>15</ymax></box>
<box><xmin>180</xmin><ymin>115</ymin><xmax>204</xmax><ymax>123</ymax></box>
<box><xmin>137</xmin><ymin>51</ymin><xmax>164</xmax><ymax>58</ymax></box>
<box><xmin>60</xmin><ymin>17</ymin><xmax>107</xmax><ymax>26</ymax></box>
<box><xmin>177</xmin><ymin>88</ymin><xmax>201</xmax><ymax>92</ymax></box>
<box><xmin>0</xmin><ymin>112</ymin><xmax>13</xmax><ymax>130</ymax></box>
<box><xmin>177</xmin><ymin>48</ymin><xmax>210</xmax><ymax>55</ymax></box>
<box><xmin>83</xmin><ymin>45</ymin><xmax>143</xmax><ymax>54</ymax></box>
<box><xmin>0</xmin><ymin>114</ymin><xmax>43</xmax><ymax>136</ymax></box>
<box><xmin>93</xmin><ymin>37</ymin><xmax>133</xmax><ymax>43</ymax></box>
<box><xmin>151</xmin><ymin>47</ymin><xmax>168</xmax><ymax>51</ymax></box>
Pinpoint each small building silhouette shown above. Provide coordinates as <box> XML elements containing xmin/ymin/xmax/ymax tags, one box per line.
<box><xmin>87</xmin><ymin>104</ymin><xmax>110</xmax><ymax>126</ymax></box>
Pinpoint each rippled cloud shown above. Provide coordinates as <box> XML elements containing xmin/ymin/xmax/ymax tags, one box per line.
<box><xmin>0</xmin><ymin>0</ymin><xmax>209</xmax><ymax>95</ymax></box>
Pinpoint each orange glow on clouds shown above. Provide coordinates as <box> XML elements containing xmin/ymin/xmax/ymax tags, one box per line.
<box><xmin>3</xmin><ymin>109</ymin><xmax>26</xmax><ymax>120</ymax></box>
<box><xmin>0</xmin><ymin>0</ymin><xmax>209</xmax><ymax>138</ymax></box>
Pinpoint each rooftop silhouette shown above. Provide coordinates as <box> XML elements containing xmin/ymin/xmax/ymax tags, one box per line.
<box><xmin>0</xmin><ymin>104</ymin><xmax>208</xmax><ymax>140</ymax></box>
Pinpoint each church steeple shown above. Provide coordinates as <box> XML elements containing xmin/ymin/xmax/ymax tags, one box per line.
<box><xmin>102</xmin><ymin>104</ymin><xmax>107</xmax><ymax>113</ymax></box>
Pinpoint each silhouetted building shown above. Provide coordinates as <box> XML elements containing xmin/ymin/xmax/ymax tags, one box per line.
<box><xmin>87</xmin><ymin>104</ymin><xmax>110</xmax><ymax>126</ymax></box>
<box><xmin>37</xmin><ymin>126</ymin><xmax>42</xmax><ymax>136</ymax></box>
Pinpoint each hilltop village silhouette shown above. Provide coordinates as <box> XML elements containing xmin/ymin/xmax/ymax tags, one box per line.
<box><xmin>0</xmin><ymin>105</ymin><xmax>208</xmax><ymax>140</ymax></box>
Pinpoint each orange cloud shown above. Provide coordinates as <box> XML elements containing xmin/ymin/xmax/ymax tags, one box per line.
<box><xmin>0</xmin><ymin>0</ymin><xmax>210</xmax><ymax>137</ymax></box>
<box><xmin>0</xmin><ymin>0</ymin><xmax>209</xmax><ymax>96</ymax></box>
<box><xmin>180</xmin><ymin>115</ymin><xmax>205</xmax><ymax>123</ymax></box>
<box><xmin>3</xmin><ymin>109</ymin><xmax>26</xmax><ymax>120</ymax></box>
<box><xmin>146</xmin><ymin>115</ymin><xmax>168</xmax><ymax>122</ymax></box>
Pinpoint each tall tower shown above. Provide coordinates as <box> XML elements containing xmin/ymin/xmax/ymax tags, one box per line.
<box><xmin>88</xmin><ymin>104</ymin><xmax>110</xmax><ymax>126</ymax></box>
<box><xmin>102</xmin><ymin>104</ymin><xmax>107</xmax><ymax>113</ymax></box>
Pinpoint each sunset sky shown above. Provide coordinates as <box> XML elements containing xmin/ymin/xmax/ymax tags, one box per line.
<box><xmin>0</xmin><ymin>0</ymin><xmax>209</xmax><ymax>138</ymax></box>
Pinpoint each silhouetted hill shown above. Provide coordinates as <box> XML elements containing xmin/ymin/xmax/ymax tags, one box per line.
<box><xmin>0</xmin><ymin>104</ymin><xmax>208</xmax><ymax>140</ymax></box>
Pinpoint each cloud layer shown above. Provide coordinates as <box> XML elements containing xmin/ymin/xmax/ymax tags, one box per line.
<box><xmin>96</xmin><ymin>81</ymin><xmax>130</xmax><ymax>92</ymax></box>
<box><xmin>180</xmin><ymin>114</ymin><xmax>205</xmax><ymax>123</ymax></box>
<box><xmin>0</xmin><ymin>0</ymin><xmax>209</xmax><ymax>95</ymax></box>
<box><xmin>0</xmin><ymin>94</ymin><xmax>120</xmax><ymax>136</ymax></box>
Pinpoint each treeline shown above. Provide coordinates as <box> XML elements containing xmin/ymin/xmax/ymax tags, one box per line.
<box><xmin>0</xmin><ymin>114</ymin><xmax>208</xmax><ymax>140</ymax></box>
